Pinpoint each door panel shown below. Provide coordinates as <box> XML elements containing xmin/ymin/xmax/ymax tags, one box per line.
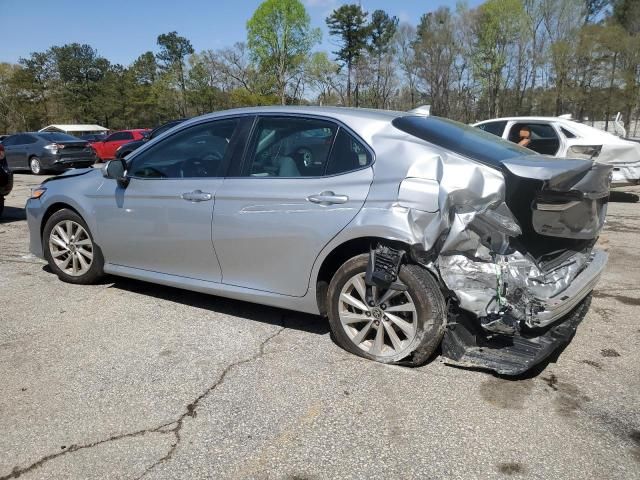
<box><xmin>92</xmin><ymin>118</ymin><xmax>245</xmax><ymax>281</ymax></box>
<box><xmin>94</xmin><ymin>178</ymin><xmax>223</xmax><ymax>281</ymax></box>
<box><xmin>213</xmin><ymin>168</ymin><xmax>373</xmax><ymax>296</ymax></box>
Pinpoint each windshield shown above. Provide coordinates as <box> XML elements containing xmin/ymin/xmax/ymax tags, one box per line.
<box><xmin>37</xmin><ymin>132</ymin><xmax>82</xmax><ymax>142</ymax></box>
<box><xmin>392</xmin><ymin>116</ymin><xmax>532</xmax><ymax>167</ymax></box>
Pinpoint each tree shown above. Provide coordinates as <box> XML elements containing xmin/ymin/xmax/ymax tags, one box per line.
<box><xmin>247</xmin><ymin>0</ymin><xmax>320</xmax><ymax>105</ymax></box>
<box><xmin>50</xmin><ymin>43</ymin><xmax>111</xmax><ymax>123</ymax></box>
<box><xmin>413</xmin><ymin>8</ymin><xmax>459</xmax><ymax>116</ymax></box>
<box><xmin>326</xmin><ymin>4</ymin><xmax>370</xmax><ymax>106</ymax></box>
<box><xmin>368</xmin><ymin>10</ymin><xmax>398</xmax><ymax>108</ymax></box>
<box><xmin>395</xmin><ymin>23</ymin><xmax>419</xmax><ymax>109</ymax></box>
<box><xmin>156</xmin><ymin>31</ymin><xmax>194</xmax><ymax>116</ymax></box>
<box><xmin>471</xmin><ymin>0</ymin><xmax>527</xmax><ymax>117</ymax></box>
<box><xmin>305</xmin><ymin>51</ymin><xmax>342</xmax><ymax>105</ymax></box>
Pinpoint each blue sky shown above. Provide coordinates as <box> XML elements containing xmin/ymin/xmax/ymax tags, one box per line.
<box><xmin>1</xmin><ymin>0</ymin><xmax>483</xmax><ymax>66</ymax></box>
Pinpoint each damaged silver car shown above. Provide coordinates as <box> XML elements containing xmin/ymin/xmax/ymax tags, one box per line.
<box><xmin>25</xmin><ymin>107</ymin><xmax>611</xmax><ymax>375</ymax></box>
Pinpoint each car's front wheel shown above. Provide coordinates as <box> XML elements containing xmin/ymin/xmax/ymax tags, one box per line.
<box><xmin>43</xmin><ymin>209</ymin><xmax>104</xmax><ymax>284</ymax></box>
<box><xmin>327</xmin><ymin>254</ymin><xmax>447</xmax><ymax>366</ymax></box>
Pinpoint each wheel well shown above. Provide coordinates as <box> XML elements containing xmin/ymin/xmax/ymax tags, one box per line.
<box><xmin>315</xmin><ymin>237</ymin><xmax>412</xmax><ymax>315</ymax></box>
<box><xmin>40</xmin><ymin>203</ymin><xmax>82</xmax><ymax>239</ymax></box>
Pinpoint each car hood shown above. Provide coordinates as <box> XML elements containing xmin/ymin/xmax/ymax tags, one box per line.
<box><xmin>41</xmin><ymin>167</ymin><xmax>98</xmax><ymax>185</ymax></box>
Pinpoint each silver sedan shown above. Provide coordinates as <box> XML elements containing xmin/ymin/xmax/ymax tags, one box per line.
<box><xmin>26</xmin><ymin>107</ymin><xmax>611</xmax><ymax>375</ymax></box>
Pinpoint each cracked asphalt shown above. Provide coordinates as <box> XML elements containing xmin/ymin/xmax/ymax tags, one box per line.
<box><xmin>1</xmin><ymin>173</ymin><xmax>639</xmax><ymax>479</ymax></box>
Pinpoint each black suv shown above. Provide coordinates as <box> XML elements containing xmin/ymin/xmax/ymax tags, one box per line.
<box><xmin>0</xmin><ymin>143</ymin><xmax>14</xmax><ymax>216</ymax></box>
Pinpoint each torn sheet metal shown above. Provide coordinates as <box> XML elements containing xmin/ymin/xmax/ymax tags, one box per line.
<box><xmin>392</xmin><ymin>149</ymin><xmax>611</xmax><ymax>333</ymax></box>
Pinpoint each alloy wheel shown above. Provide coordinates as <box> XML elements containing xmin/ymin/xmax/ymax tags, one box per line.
<box><xmin>48</xmin><ymin>220</ymin><xmax>94</xmax><ymax>276</ymax></box>
<box><xmin>338</xmin><ymin>272</ymin><xmax>418</xmax><ymax>358</ymax></box>
<box><xmin>30</xmin><ymin>157</ymin><xmax>41</xmax><ymax>175</ymax></box>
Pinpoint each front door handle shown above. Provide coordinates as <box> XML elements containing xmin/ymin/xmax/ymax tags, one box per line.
<box><xmin>306</xmin><ymin>191</ymin><xmax>349</xmax><ymax>205</ymax></box>
<box><xmin>181</xmin><ymin>190</ymin><xmax>212</xmax><ymax>202</ymax></box>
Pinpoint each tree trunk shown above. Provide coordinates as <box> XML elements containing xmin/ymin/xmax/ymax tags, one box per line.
<box><xmin>604</xmin><ymin>52</ymin><xmax>618</xmax><ymax>132</ymax></box>
<box><xmin>346</xmin><ymin>59</ymin><xmax>352</xmax><ymax>107</ymax></box>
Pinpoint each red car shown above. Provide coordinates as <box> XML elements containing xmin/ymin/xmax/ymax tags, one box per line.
<box><xmin>91</xmin><ymin>129</ymin><xmax>149</xmax><ymax>161</ymax></box>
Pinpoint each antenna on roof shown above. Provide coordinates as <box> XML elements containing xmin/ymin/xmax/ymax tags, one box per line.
<box><xmin>409</xmin><ymin>105</ymin><xmax>430</xmax><ymax>116</ymax></box>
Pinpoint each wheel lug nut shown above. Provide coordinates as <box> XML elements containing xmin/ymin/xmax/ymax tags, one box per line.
<box><xmin>381</xmin><ymin>304</ymin><xmax>387</xmax><ymax>310</ymax></box>
<box><xmin>368</xmin><ymin>301</ymin><xmax>375</xmax><ymax>307</ymax></box>
<box><xmin>365</xmin><ymin>312</ymin><xmax>371</xmax><ymax>317</ymax></box>
<box><xmin>374</xmin><ymin>320</ymin><xmax>380</xmax><ymax>326</ymax></box>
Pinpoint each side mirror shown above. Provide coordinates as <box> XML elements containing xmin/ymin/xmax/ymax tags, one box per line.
<box><xmin>102</xmin><ymin>159</ymin><xmax>130</xmax><ymax>188</ymax></box>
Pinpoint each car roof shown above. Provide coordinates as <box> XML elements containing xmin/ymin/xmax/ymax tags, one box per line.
<box><xmin>191</xmin><ymin>106</ymin><xmax>404</xmax><ymax>124</ymax></box>
<box><xmin>179</xmin><ymin>106</ymin><xmax>406</xmax><ymax>142</ymax></box>
<box><xmin>475</xmin><ymin>116</ymin><xmax>567</xmax><ymax>123</ymax></box>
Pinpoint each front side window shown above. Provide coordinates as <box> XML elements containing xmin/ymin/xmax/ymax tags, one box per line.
<box><xmin>476</xmin><ymin>121</ymin><xmax>507</xmax><ymax>137</ymax></box>
<box><xmin>245</xmin><ymin>117</ymin><xmax>338</xmax><ymax>177</ymax></box>
<box><xmin>508</xmin><ymin>123</ymin><xmax>560</xmax><ymax>155</ymax></box>
<box><xmin>129</xmin><ymin>119</ymin><xmax>238</xmax><ymax>179</ymax></box>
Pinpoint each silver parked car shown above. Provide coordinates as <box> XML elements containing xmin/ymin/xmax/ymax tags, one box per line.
<box><xmin>26</xmin><ymin>107</ymin><xmax>611</xmax><ymax>375</ymax></box>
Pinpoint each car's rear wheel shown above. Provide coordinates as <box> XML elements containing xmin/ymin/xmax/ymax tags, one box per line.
<box><xmin>29</xmin><ymin>156</ymin><xmax>43</xmax><ymax>175</ymax></box>
<box><xmin>43</xmin><ymin>209</ymin><xmax>104</xmax><ymax>284</ymax></box>
<box><xmin>327</xmin><ymin>254</ymin><xmax>447</xmax><ymax>366</ymax></box>
<box><xmin>0</xmin><ymin>197</ymin><xmax>4</xmax><ymax>217</ymax></box>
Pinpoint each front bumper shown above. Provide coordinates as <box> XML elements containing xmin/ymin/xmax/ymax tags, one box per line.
<box><xmin>610</xmin><ymin>160</ymin><xmax>640</xmax><ymax>186</ymax></box>
<box><xmin>26</xmin><ymin>198</ymin><xmax>45</xmax><ymax>259</ymax></box>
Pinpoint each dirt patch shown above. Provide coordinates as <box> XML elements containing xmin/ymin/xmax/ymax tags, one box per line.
<box><xmin>601</xmin><ymin>348</ymin><xmax>621</xmax><ymax>358</ymax></box>
<box><xmin>542</xmin><ymin>373</ymin><xmax>558</xmax><ymax>391</ymax></box>
<box><xmin>581</xmin><ymin>360</ymin><xmax>603</xmax><ymax>370</ymax></box>
<box><xmin>497</xmin><ymin>462</ymin><xmax>525</xmax><ymax>475</ymax></box>
<box><xmin>593</xmin><ymin>291</ymin><xmax>640</xmax><ymax>306</ymax></box>
<box><xmin>479</xmin><ymin>378</ymin><xmax>533</xmax><ymax>410</ymax></box>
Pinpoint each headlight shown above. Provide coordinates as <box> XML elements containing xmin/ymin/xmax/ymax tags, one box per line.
<box><xmin>30</xmin><ymin>187</ymin><xmax>47</xmax><ymax>199</ymax></box>
<box><xmin>568</xmin><ymin>145</ymin><xmax>602</xmax><ymax>159</ymax></box>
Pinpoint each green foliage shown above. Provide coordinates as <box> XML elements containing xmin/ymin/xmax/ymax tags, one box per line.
<box><xmin>247</xmin><ymin>0</ymin><xmax>320</xmax><ymax>104</ymax></box>
<box><xmin>1</xmin><ymin>1</ymin><xmax>639</xmax><ymax>137</ymax></box>
<box><xmin>326</xmin><ymin>3</ymin><xmax>370</xmax><ymax>105</ymax></box>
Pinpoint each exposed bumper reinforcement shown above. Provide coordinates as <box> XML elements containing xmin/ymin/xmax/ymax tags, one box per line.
<box><xmin>531</xmin><ymin>249</ymin><xmax>607</xmax><ymax>327</ymax></box>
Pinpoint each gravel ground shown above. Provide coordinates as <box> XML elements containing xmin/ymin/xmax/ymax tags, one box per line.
<box><xmin>1</xmin><ymin>173</ymin><xmax>639</xmax><ymax>480</ymax></box>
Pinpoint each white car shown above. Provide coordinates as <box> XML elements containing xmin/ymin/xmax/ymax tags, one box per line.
<box><xmin>473</xmin><ymin>116</ymin><xmax>640</xmax><ymax>186</ymax></box>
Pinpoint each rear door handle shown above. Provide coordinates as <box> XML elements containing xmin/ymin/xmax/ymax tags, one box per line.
<box><xmin>306</xmin><ymin>191</ymin><xmax>349</xmax><ymax>205</ymax></box>
<box><xmin>181</xmin><ymin>189</ymin><xmax>212</xmax><ymax>202</ymax></box>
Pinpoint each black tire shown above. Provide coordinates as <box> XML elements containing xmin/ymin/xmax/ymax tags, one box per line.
<box><xmin>0</xmin><ymin>197</ymin><xmax>4</xmax><ymax>217</ymax></box>
<box><xmin>43</xmin><ymin>208</ymin><xmax>104</xmax><ymax>284</ymax></box>
<box><xmin>327</xmin><ymin>254</ymin><xmax>447</xmax><ymax>366</ymax></box>
<box><xmin>29</xmin><ymin>156</ymin><xmax>44</xmax><ymax>175</ymax></box>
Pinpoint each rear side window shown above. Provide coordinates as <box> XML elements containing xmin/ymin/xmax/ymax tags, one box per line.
<box><xmin>476</xmin><ymin>121</ymin><xmax>507</xmax><ymax>137</ymax></box>
<box><xmin>107</xmin><ymin>131</ymin><xmax>134</xmax><ymax>141</ymax></box>
<box><xmin>326</xmin><ymin>128</ymin><xmax>372</xmax><ymax>175</ymax></box>
<box><xmin>37</xmin><ymin>132</ymin><xmax>78</xmax><ymax>142</ymax></box>
<box><xmin>393</xmin><ymin>116</ymin><xmax>531</xmax><ymax>167</ymax></box>
<box><xmin>2</xmin><ymin>135</ymin><xmax>19</xmax><ymax>146</ymax></box>
<box><xmin>561</xmin><ymin>127</ymin><xmax>576</xmax><ymax>138</ymax></box>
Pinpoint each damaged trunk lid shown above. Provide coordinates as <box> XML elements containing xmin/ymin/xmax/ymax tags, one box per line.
<box><xmin>500</xmin><ymin>155</ymin><xmax>611</xmax><ymax>260</ymax></box>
